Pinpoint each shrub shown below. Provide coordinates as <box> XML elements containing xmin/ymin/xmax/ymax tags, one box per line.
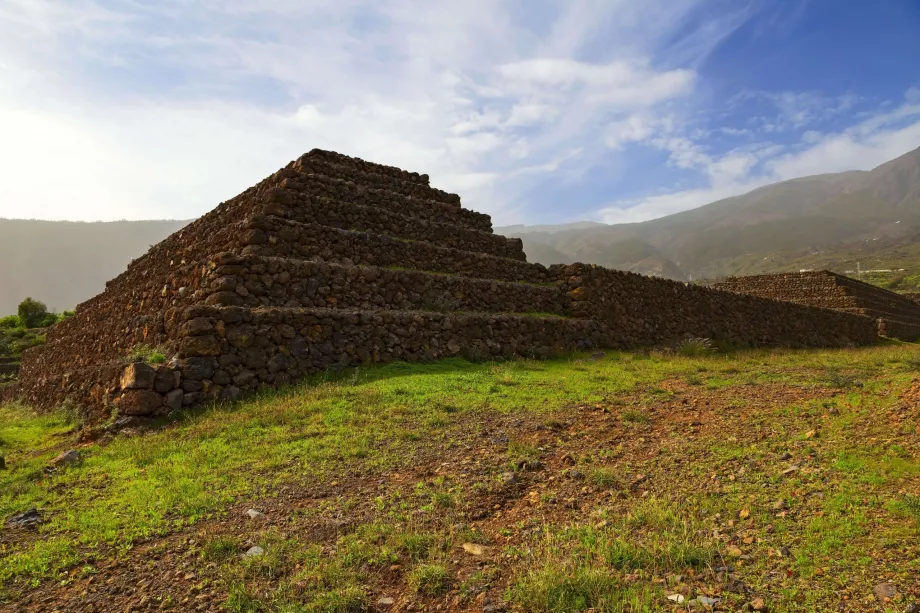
<box><xmin>676</xmin><ymin>337</ymin><xmax>714</xmax><ymax>357</ymax></box>
<box><xmin>0</xmin><ymin>315</ymin><xmax>20</xmax><ymax>329</ymax></box>
<box><xmin>886</xmin><ymin>274</ymin><xmax>905</xmax><ymax>290</ymax></box>
<box><xmin>17</xmin><ymin>297</ymin><xmax>49</xmax><ymax>329</ymax></box>
<box><xmin>38</xmin><ymin>313</ymin><xmax>61</xmax><ymax>328</ymax></box>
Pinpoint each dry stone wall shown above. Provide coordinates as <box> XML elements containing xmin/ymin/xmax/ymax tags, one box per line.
<box><xmin>199</xmin><ymin>254</ymin><xmax>567</xmax><ymax>315</ymax></box>
<box><xmin>712</xmin><ymin>271</ymin><xmax>920</xmax><ymax>341</ymax></box>
<box><xmin>15</xmin><ymin>149</ymin><xmax>885</xmax><ymax>424</ymax></box>
<box><xmin>275</xmin><ymin>195</ymin><xmax>523</xmax><ymax>259</ymax></box>
<box><xmin>242</xmin><ymin>216</ymin><xmax>548</xmax><ymax>284</ymax></box>
<box><xmin>553</xmin><ymin>265</ymin><xmax>877</xmax><ymax>348</ymax></box>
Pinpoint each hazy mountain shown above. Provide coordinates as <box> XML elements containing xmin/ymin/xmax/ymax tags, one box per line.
<box><xmin>0</xmin><ymin>219</ymin><xmax>189</xmax><ymax>315</ymax></box>
<box><xmin>498</xmin><ymin>145</ymin><xmax>920</xmax><ymax>280</ymax></box>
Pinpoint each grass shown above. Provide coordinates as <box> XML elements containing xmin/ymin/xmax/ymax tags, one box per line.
<box><xmin>2</xmin><ymin>345</ymin><xmax>920</xmax><ymax>610</ymax></box>
<box><xmin>125</xmin><ymin>343</ymin><xmax>168</xmax><ymax>364</ymax></box>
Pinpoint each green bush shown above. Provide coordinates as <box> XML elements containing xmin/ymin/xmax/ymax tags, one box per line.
<box><xmin>18</xmin><ymin>297</ymin><xmax>49</xmax><ymax>329</ymax></box>
<box><xmin>0</xmin><ymin>315</ymin><xmax>20</xmax><ymax>329</ymax></box>
<box><xmin>676</xmin><ymin>337</ymin><xmax>714</xmax><ymax>357</ymax></box>
<box><xmin>39</xmin><ymin>313</ymin><xmax>61</xmax><ymax>328</ymax></box>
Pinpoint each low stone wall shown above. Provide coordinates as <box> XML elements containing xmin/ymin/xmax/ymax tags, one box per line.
<box><xmin>161</xmin><ymin>305</ymin><xmax>600</xmax><ymax>406</ymax></box>
<box><xmin>243</xmin><ymin>216</ymin><xmax>550</xmax><ymax>284</ymax></box>
<box><xmin>878</xmin><ymin>319</ymin><xmax>920</xmax><ymax>342</ymax></box>
<box><xmin>554</xmin><ymin>264</ymin><xmax>878</xmax><ymax>348</ymax></box>
<box><xmin>199</xmin><ymin>254</ymin><xmax>568</xmax><ymax>315</ymax></box>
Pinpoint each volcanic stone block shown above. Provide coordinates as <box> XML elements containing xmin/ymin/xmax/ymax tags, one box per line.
<box><xmin>120</xmin><ymin>364</ymin><xmax>156</xmax><ymax>390</ymax></box>
<box><xmin>117</xmin><ymin>389</ymin><xmax>165</xmax><ymax>416</ymax></box>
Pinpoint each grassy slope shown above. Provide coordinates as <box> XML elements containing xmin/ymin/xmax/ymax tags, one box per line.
<box><xmin>1</xmin><ymin>347</ymin><xmax>919</xmax><ymax>612</ymax></box>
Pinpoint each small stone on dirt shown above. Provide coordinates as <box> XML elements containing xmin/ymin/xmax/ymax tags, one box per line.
<box><xmin>244</xmin><ymin>546</ymin><xmax>264</xmax><ymax>557</ymax></box>
<box><xmin>245</xmin><ymin>509</ymin><xmax>266</xmax><ymax>520</ymax></box>
<box><xmin>773</xmin><ymin>499</ymin><xmax>787</xmax><ymax>510</ymax></box>
<box><xmin>667</xmin><ymin>594</ymin><xmax>686</xmax><ymax>603</ymax></box>
<box><xmin>52</xmin><ymin>449</ymin><xmax>81</xmax><ymax>467</ymax></box>
<box><xmin>462</xmin><ymin>542</ymin><xmax>486</xmax><ymax>556</ymax></box>
<box><xmin>748</xmin><ymin>597</ymin><xmax>768</xmax><ymax>611</ymax></box>
<box><xmin>781</xmin><ymin>465</ymin><xmax>800</xmax><ymax>476</ymax></box>
<box><xmin>693</xmin><ymin>596</ymin><xmax>721</xmax><ymax>608</ymax></box>
<box><xmin>778</xmin><ymin>452</ymin><xmax>792</xmax><ymax>460</ymax></box>
<box><xmin>7</xmin><ymin>507</ymin><xmax>43</xmax><ymax>529</ymax></box>
<box><xmin>905</xmin><ymin>603</ymin><xmax>919</xmax><ymax>613</ymax></box>
<box><xmin>377</xmin><ymin>596</ymin><xmax>395</xmax><ymax>608</ymax></box>
<box><xmin>726</xmin><ymin>579</ymin><xmax>748</xmax><ymax>594</ymax></box>
<box><xmin>500</xmin><ymin>472</ymin><xmax>519</xmax><ymax>486</ymax></box>
<box><xmin>873</xmin><ymin>582</ymin><xmax>898</xmax><ymax>601</ymax></box>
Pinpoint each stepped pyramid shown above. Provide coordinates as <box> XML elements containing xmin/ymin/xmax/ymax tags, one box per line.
<box><xmin>713</xmin><ymin>271</ymin><xmax>920</xmax><ymax>341</ymax></box>
<box><xmin>16</xmin><ymin>150</ymin><xmax>602</xmax><ymax>420</ymax></box>
<box><xmin>14</xmin><ymin>151</ymin><xmax>882</xmax><ymax>423</ymax></box>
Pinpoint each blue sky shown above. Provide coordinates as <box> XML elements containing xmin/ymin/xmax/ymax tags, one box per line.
<box><xmin>0</xmin><ymin>0</ymin><xmax>918</xmax><ymax>226</ymax></box>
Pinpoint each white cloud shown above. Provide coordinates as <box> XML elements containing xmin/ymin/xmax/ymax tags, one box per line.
<box><xmin>0</xmin><ymin>0</ymin><xmax>745</xmax><ymax>225</ymax></box>
<box><xmin>605</xmin><ymin>114</ymin><xmax>657</xmax><ymax>148</ymax></box>
<box><xmin>599</xmin><ymin>93</ymin><xmax>920</xmax><ymax>224</ymax></box>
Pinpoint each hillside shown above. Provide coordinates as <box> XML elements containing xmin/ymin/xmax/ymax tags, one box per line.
<box><xmin>499</xmin><ymin>145</ymin><xmax>920</xmax><ymax>281</ymax></box>
<box><xmin>2</xmin><ymin>347</ymin><xmax>918</xmax><ymax>611</ymax></box>
<box><xmin>0</xmin><ymin>219</ymin><xmax>188</xmax><ymax>314</ymax></box>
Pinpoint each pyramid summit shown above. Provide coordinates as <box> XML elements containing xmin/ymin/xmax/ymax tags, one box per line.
<box><xmin>9</xmin><ymin>150</ymin><xmax>883</xmax><ymax>422</ymax></box>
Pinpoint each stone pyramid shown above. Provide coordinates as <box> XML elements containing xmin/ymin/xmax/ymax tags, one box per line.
<box><xmin>16</xmin><ymin>150</ymin><xmax>602</xmax><ymax>420</ymax></box>
<box><xmin>14</xmin><ymin>150</ymin><xmax>881</xmax><ymax>423</ymax></box>
<box><xmin>713</xmin><ymin>271</ymin><xmax>920</xmax><ymax>341</ymax></box>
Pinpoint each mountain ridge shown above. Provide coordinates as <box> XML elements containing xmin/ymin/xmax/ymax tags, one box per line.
<box><xmin>498</xmin><ymin>145</ymin><xmax>920</xmax><ymax>281</ymax></box>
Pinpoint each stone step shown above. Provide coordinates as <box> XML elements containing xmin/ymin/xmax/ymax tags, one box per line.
<box><xmin>201</xmin><ymin>254</ymin><xmax>570</xmax><ymax>315</ymax></box>
<box><xmin>303</xmin><ymin>149</ymin><xmax>432</xmax><ymax>187</ymax></box>
<box><xmin>276</xmin><ymin>171</ymin><xmax>492</xmax><ymax>233</ymax></box>
<box><xmin>241</xmin><ymin>217</ymin><xmax>551</xmax><ymax>284</ymax></box>
<box><xmin>296</xmin><ymin>155</ymin><xmax>461</xmax><ymax>206</ymax></box>
<box><xmin>175</xmin><ymin>306</ymin><xmax>603</xmax><ymax>395</ymax></box>
<box><xmin>272</xmin><ymin>195</ymin><xmax>524</xmax><ymax>260</ymax></box>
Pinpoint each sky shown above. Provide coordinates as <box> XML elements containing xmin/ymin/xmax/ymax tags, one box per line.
<box><xmin>0</xmin><ymin>0</ymin><xmax>919</xmax><ymax>227</ymax></box>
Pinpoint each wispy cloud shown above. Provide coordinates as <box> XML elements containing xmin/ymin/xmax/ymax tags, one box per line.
<box><xmin>0</xmin><ymin>0</ymin><xmax>756</xmax><ymax>224</ymax></box>
<box><xmin>599</xmin><ymin>90</ymin><xmax>920</xmax><ymax>223</ymax></box>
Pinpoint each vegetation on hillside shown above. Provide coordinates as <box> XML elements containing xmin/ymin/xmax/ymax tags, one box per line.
<box><xmin>0</xmin><ymin>299</ymin><xmax>72</xmax><ymax>382</ymax></box>
<box><xmin>1</xmin><ymin>346</ymin><xmax>918</xmax><ymax>611</ymax></box>
<box><xmin>504</xmin><ymin>145</ymin><xmax>920</xmax><ymax>284</ymax></box>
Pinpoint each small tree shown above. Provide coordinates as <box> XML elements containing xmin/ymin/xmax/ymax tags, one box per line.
<box><xmin>18</xmin><ymin>297</ymin><xmax>49</xmax><ymax>329</ymax></box>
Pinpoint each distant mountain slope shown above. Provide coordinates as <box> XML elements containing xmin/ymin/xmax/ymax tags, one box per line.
<box><xmin>0</xmin><ymin>219</ymin><xmax>188</xmax><ymax>314</ymax></box>
<box><xmin>499</xmin><ymin>145</ymin><xmax>920</xmax><ymax>280</ymax></box>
